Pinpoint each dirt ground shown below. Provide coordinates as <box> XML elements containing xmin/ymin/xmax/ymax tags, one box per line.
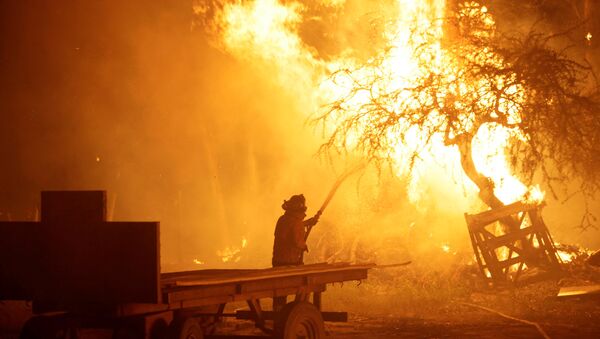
<box><xmin>2</xmin><ymin>261</ymin><xmax>600</xmax><ymax>338</ymax></box>
<box><xmin>214</xmin><ymin>259</ymin><xmax>600</xmax><ymax>338</ymax></box>
<box><xmin>329</xmin><ymin>318</ymin><xmax>552</xmax><ymax>338</ymax></box>
<box><xmin>326</xmin><ymin>313</ymin><xmax>600</xmax><ymax>338</ymax></box>
<box><xmin>212</xmin><ymin>304</ymin><xmax>600</xmax><ymax>338</ymax></box>
<box><xmin>2</xmin><ymin>301</ymin><xmax>600</xmax><ymax>338</ymax></box>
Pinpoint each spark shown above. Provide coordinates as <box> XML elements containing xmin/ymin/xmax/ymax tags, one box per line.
<box><xmin>586</xmin><ymin>32</ymin><xmax>592</xmax><ymax>42</ymax></box>
<box><xmin>193</xmin><ymin>259</ymin><xmax>205</xmax><ymax>265</ymax></box>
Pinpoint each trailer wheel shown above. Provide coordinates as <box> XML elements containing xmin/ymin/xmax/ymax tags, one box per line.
<box><xmin>275</xmin><ymin>301</ymin><xmax>325</xmax><ymax>339</ymax></box>
<box><xmin>168</xmin><ymin>318</ymin><xmax>203</xmax><ymax>339</ymax></box>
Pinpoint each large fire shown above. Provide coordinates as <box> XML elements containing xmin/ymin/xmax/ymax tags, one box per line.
<box><xmin>197</xmin><ymin>0</ymin><xmax>547</xmax><ymax>256</ymax></box>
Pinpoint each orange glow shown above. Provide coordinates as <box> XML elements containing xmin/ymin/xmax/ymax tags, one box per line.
<box><xmin>204</xmin><ymin>0</ymin><xmax>546</xmax><ymax>237</ymax></box>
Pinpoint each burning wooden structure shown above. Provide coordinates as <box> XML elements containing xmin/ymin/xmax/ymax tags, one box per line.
<box><xmin>0</xmin><ymin>191</ymin><xmax>373</xmax><ymax>339</ymax></box>
<box><xmin>465</xmin><ymin>201</ymin><xmax>562</xmax><ymax>286</ymax></box>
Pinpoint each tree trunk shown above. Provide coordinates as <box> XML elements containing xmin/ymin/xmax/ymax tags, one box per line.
<box><xmin>456</xmin><ymin>133</ymin><xmax>521</xmax><ymax>232</ymax></box>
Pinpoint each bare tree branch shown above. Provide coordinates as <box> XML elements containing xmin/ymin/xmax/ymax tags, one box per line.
<box><xmin>314</xmin><ymin>2</ymin><xmax>600</xmax><ymax>227</ymax></box>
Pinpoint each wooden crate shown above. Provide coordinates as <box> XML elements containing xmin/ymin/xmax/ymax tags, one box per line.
<box><xmin>465</xmin><ymin>201</ymin><xmax>561</xmax><ymax>286</ymax></box>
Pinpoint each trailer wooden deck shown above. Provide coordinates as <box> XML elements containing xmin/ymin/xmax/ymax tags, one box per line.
<box><xmin>109</xmin><ymin>263</ymin><xmax>373</xmax><ymax>315</ymax></box>
<box><xmin>159</xmin><ymin>262</ymin><xmax>372</xmax><ymax>309</ymax></box>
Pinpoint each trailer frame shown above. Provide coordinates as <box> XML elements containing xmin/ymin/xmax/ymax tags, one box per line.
<box><xmin>0</xmin><ymin>191</ymin><xmax>373</xmax><ymax>339</ymax></box>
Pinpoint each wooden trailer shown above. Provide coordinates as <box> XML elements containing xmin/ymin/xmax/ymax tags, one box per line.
<box><xmin>0</xmin><ymin>191</ymin><xmax>373</xmax><ymax>339</ymax></box>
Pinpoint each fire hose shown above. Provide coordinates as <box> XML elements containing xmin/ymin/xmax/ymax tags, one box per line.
<box><xmin>304</xmin><ymin>162</ymin><xmax>366</xmax><ymax>241</ymax></box>
<box><xmin>300</xmin><ymin>162</ymin><xmax>413</xmax><ymax>268</ymax></box>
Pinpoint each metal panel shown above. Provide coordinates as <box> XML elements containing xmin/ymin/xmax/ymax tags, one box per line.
<box><xmin>0</xmin><ymin>222</ymin><xmax>40</xmax><ymax>299</ymax></box>
<box><xmin>0</xmin><ymin>221</ymin><xmax>161</xmax><ymax>304</ymax></box>
<box><xmin>0</xmin><ymin>190</ymin><xmax>161</xmax><ymax>305</ymax></box>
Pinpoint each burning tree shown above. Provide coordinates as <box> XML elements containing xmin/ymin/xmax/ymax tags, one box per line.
<box><xmin>316</xmin><ymin>2</ymin><xmax>600</xmax><ymax>228</ymax></box>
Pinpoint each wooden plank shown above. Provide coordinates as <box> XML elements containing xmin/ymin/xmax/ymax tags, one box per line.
<box><xmin>116</xmin><ymin>303</ymin><xmax>170</xmax><ymax>316</ymax></box>
<box><xmin>234</xmin><ymin>285</ymin><xmax>326</xmax><ymax>302</ymax></box>
<box><xmin>179</xmin><ymin>295</ymin><xmax>233</xmax><ymax>309</ymax></box>
<box><xmin>164</xmin><ymin>264</ymin><xmax>364</xmax><ymax>304</ymax></box>
<box><xmin>465</xmin><ymin>201</ymin><xmax>537</xmax><ymax>229</ymax></box>
<box><xmin>313</xmin><ymin>292</ymin><xmax>322</xmax><ymax>310</ymax></box>
<box><xmin>166</xmin><ymin>284</ymin><xmax>237</xmax><ymax>303</ymax></box>
<box><xmin>161</xmin><ymin>269</ymin><xmax>260</xmax><ymax>284</ymax></box>
<box><xmin>307</xmin><ymin>270</ymin><xmax>367</xmax><ymax>285</ymax></box>
<box><xmin>497</xmin><ymin>256</ymin><xmax>526</xmax><ymax>269</ymax></box>
<box><xmin>231</xmin><ymin>290</ymin><xmax>280</xmax><ymax>302</ymax></box>
<box><xmin>171</xmin><ymin>264</ymin><xmax>374</xmax><ymax>287</ymax></box>
<box><xmin>238</xmin><ymin>276</ymin><xmax>306</xmax><ymax>294</ymax></box>
<box><xmin>247</xmin><ymin>299</ymin><xmax>265</xmax><ymax>328</ymax></box>
<box><xmin>468</xmin><ymin>226</ymin><xmax>489</xmax><ymax>281</ymax></box>
<box><xmin>167</xmin><ymin>279</ymin><xmax>329</xmax><ymax>305</ymax></box>
<box><xmin>479</xmin><ymin>227</ymin><xmax>533</xmax><ymax>249</ymax></box>
<box><xmin>162</xmin><ymin>263</ymin><xmax>346</xmax><ymax>286</ymax></box>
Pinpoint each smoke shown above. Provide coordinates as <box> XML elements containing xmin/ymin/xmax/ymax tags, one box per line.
<box><xmin>1</xmin><ymin>0</ymin><xmax>355</xmax><ymax>271</ymax></box>
<box><xmin>1</xmin><ymin>0</ymin><xmax>598</xmax><ymax>275</ymax></box>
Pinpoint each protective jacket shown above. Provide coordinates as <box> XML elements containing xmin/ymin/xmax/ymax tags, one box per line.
<box><xmin>272</xmin><ymin>211</ymin><xmax>318</xmax><ymax>266</ymax></box>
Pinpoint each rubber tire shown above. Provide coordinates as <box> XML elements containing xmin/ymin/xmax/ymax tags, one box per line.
<box><xmin>167</xmin><ymin>317</ymin><xmax>203</xmax><ymax>339</ymax></box>
<box><xmin>275</xmin><ymin>301</ymin><xmax>326</xmax><ymax>339</ymax></box>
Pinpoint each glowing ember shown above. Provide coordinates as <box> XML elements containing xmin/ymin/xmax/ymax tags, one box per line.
<box><xmin>554</xmin><ymin>243</ymin><xmax>593</xmax><ymax>264</ymax></box>
<box><xmin>193</xmin><ymin>259</ymin><xmax>205</xmax><ymax>265</ymax></box>
<box><xmin>556</xmin><ymin>250</ymin><xmax>575</xmax><ymax>263</ymax></box>
<box><xmin>217</xmin><ymin>236</ymin><xmax>248</xmax><ymax>263</ymax></box>
<box><xmin>586</xmin><ymin>32</ymin><xmax>593</xmax><ymax>41</ymax></box>
<box><xmin>441</xmin><ymin>244</ymin><xmax>451</xmax><ymax>253</ymax></box>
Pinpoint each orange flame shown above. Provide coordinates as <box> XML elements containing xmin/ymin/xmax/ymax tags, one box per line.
<box><xmin>202</xmin><ymin>0</ymin><xmax>545</xmax><ymax>209</ymax></box>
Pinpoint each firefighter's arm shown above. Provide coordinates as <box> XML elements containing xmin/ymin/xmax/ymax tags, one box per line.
<box><xmin>303</xmin><ymin>210</ymin><xmax>322</xmax><ymax>227</ymax></box>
